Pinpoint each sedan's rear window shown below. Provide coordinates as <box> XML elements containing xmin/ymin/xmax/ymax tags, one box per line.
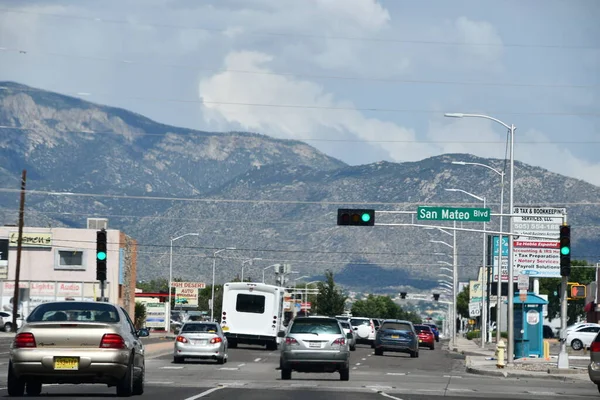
<box><xmin>381</xmin><ymin>322</ymin><xmax>412</xmax><ymax>331</ymax></box>
<box><xmin>181</xmin><ymin>323</ymin><xmax>219</xmax><ymax>333</ymax></box>
<box><xmin>27</xmin><ymin>302</ymin><xmax>120</xmax><ymax>323</ymax></box>
<box><xmin>290</xmin><ymin>319</ymin><xmax>341</xmax><ymax>334</ymax></box>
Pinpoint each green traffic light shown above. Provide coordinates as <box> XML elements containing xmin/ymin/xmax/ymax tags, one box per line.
<box><xmin>361</xmin><ymin>213</ymin><xmax>371</xmax><ymax>222</ymax></box>
<box><xmin>561</xmin><ymin>247</ymin><xmax>570</xmax><ymax>256</ymax></box>
<box><xmin>97</xmin><ymin>251</ymin><xmax>107</xmax><ymax>261</ymax></box>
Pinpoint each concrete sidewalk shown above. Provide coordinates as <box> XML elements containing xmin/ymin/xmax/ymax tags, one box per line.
<box><xmin>448</xmin><ymin>337</ymin><xmax>591</xmax><ymax>381</ymax></box>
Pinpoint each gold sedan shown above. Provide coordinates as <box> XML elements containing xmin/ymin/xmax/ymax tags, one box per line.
<box><xmin>7</xmin><ymin>301</ymin><xmax>148</xmax><ymax>397</ymax></box>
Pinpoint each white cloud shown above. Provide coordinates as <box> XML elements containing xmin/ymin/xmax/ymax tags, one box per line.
<box><xmin>199</xmin><ymin>50</ymin><xmax>434</xmax><ymax>161</ymax></box>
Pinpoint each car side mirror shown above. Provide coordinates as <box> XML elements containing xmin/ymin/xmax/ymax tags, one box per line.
<box><xmin>277</xmin><ymin>330</ymin><xmax>286</xmax><ymax>338</ymax></box>
<box><xmin>346</xmin><ymin>332</ymin><xmax>353</xmax><ymax>339</ymax></box>
<box><xmin>136</xmin><ymin>329</ymin><xmax>150</xmax><ymax>337</ymax></box>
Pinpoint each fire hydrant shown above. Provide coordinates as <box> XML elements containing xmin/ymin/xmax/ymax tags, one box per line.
<box><xmin>496</xmin><ymin>339</ymin><xmax>506</xmax><ymax>369</ymax></box>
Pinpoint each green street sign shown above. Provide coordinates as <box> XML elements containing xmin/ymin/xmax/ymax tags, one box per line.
<box><xmin>417</xmin><ymin>206</ymin><xmax>491</xmax><ymax>222</ymax></box>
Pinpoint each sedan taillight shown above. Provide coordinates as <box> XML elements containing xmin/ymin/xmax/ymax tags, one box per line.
<box><xmin>100</xmin><ymin>334</ymin><xmax>125</xmax><ymax>349</ymax></box>
<box><xmin>14</xmin><ymin>332</ymin><xmax>36</xmax><ymax>348</ymax></box>
<box><xmin>176</xmin><ymin>335</ymin><xmax>188</xmax><ymax>343</ymax></box>
<box><xmin>332</xmin><ymin>337</ymin><xmax>346</xmax><ymax>346</ymax></box>
<box><xmin>591</xmin><ymin>341</ymin><xmax>600</xmax><ymax>352</ymax></box>
<box><xmin>285</xmin><ymin>337</ymin><xmax>298</xmax><ymax>345</ymax></box>
<box><xmin>210</xmin><ymin>337</ymin><xmax>223</xmax><ymax>344</ymax></box>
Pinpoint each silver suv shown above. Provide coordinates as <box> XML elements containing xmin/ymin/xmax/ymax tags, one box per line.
<box><xmin>278</xmin><ymin>317</ymin><xmax>352</xmax><ymax>381</ymax></box>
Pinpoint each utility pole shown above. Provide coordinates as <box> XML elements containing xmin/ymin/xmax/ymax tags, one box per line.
<box><xmin>12</xmin><ymin>170</ymin><xmax>26</xmax><ymax>332</ymax></box>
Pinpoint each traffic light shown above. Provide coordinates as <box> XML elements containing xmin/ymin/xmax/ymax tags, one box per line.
<box><xmin>400</xmin><ymin>292</ymin><xmax>407</xmax><ymax>299</ymax></box>
<box><xmin>433</xmin><ymin>293</ymin><xmax>440</xmax><ymax>301</ymax></box>
<box><xmin>568</xmin><ymin>283</ymin><xmax>586</xmax><ymax>300</ymax></box>
<box><xmin>337</xmin><ymin>209</ymin><xmax>375</xmax><ymax>226</ymax></box>
<box><xmin>96</xmin><ymin>229</ymin><xmax>107</xmax><ymax>282</ymax></box>
<box><xmin>559</xmin><ymin>225</ymin><xmax>571</xmax><ymax>277</ymax></box>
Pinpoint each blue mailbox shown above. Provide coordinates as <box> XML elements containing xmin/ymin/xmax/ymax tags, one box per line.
<box><xmin>513</xmin><ymin>293</ymin><xmax>548</xmax><ymax>359</ymax></box>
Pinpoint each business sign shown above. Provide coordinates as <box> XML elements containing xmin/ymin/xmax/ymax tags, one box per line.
<box><xmin>9</xmin><ymin>232</ymin><xmax>52</xmax><ymax>248</ymax></box>
<box><xmin>511</xmin><ymin>207</ymin><xmax>565</xmax><ymax>278</ymax></box>
<box><xmin>145</xmin><ymin>302</ymin><xmax>167</xmax><ymax>329</ymax></box>
<box><xmin>417</xmin><ymin>206</ymin><xmax>490</xmax><ymax>222</ymax></box>
<box><xmin>0</xmin><ymin>239</ymin><xmax>8</xmax><ymax>280</ymax></box>
<box><xmin>174</xmin><ymin>287</ymin><xmax>198</xmax><ymax>307</ymax></box>
<box><xmin>491</xmin><ymin>235</ymin><xmax>512</xmax><ymax>282</ymax></box>
<box><xmin>469</xmin><ymin>280</ymin><xmax>483</xmax><ymax>303</ymax></box>
<box><xmin>171</xmin><ymin>281</ymin><xmax>206</xmax><ymax>289</ymax></box>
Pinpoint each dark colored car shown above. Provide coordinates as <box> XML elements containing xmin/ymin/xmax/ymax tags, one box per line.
<box><xmin>374</xmin><ymin>319</ymin><xmax>419</xmax><ymax>358</ymax></box>
<box><xmin>424</xmin><ymin>323</ymin><xmax>440</xmax><ymax>342</ymax></box>
<box><xmin>414</xmin><ymin>324</ymin><xmax>435</xmax><ymax>350</ymax></box>
<box><xmin>543</xmin><ymin>325</ymin><xmax>554</xmax><ymax>339</ymax></box>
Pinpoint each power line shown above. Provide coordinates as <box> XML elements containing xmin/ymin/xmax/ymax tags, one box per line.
<box><xmin>0</xmin><ymin>87</ymin><xmax>596</xmax><ymax>117</ymax></box>
<box><xmin>0</xmin><ymin>8</ymin><xmax>595</xmax><ymax>50</ymax></box>
<box><xmin>2</xmin><ymin>125</ymin><xmax>600</xmax><ymax>145</ymax></box>
<box><xmin>0</xmin><ymin>47</ymin><xmax>595</xmax><ymax>90</ymax></box>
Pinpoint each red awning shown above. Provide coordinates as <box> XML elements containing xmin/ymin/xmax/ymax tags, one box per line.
<box><xmin>584</xmin><ymin>302</ymin><xmax>595</xmax><ymax>312</ymax></box>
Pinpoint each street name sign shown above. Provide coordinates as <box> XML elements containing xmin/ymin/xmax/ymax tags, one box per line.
<box><xmin>417</xmin><ymin>206</ymin><xmax>491</xmax><ymax>222</ymax></box>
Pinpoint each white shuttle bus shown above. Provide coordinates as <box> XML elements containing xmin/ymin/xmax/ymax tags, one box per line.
<box><xmin>220</xmin><ymin>282</ymin><xmax>284</xmax><ymax>350</ymax></box>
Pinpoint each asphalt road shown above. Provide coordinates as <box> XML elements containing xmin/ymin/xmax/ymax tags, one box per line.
<box><xmin>0</xmin><ymin>341</ymin><xmax>598</xmax><ymax>399</ymax></box>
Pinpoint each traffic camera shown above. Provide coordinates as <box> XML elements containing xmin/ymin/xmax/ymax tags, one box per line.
<box><xmin>559</xmin><ymin>225</ymin><xmax>571</xmax><ymax>277</ymax></box>
<box><xmin>96</xmin><ymin>229</ymin><xmax>107</xmax><ymax>282</ymax></box>
<box><xmin>337</xmin><ymin>209</ymin><xmax>375</xmax><ymax>226</ymax></box>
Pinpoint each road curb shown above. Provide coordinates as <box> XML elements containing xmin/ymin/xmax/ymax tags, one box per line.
<box><xmin>465</xmin><ymin>356</ymin><xmax>588</xmax><ymax>381</ymax></box>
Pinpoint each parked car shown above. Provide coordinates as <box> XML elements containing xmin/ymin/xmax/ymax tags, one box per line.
<box><xmin>7</xmin><ymin>301</ymin><xmax>148</xmax><ymax>397</ymax></box>
<box><xmin>349</xmin><ymin>317</ymin><xmax>376</xmax><ymax>345</ymax></box>
<box><xmin>567</xmin><ymin>324</ymin><xmax>600</xmax><ymax>351</ymax></box>
<box><xmin>174</xmin><ymin>322</ymin><xmax>228</xmax><ymax>364</ymax></box>
<box><xmin>0</xmin><ymin>311</ymin><xmax>24</xmax><ymax>332</ymax></box>
<box><xmin>374</xmin><ymin>319</ymin><xmax>419</xmax><ymax>358</ymax></box>
<box><xmin>588</xmin><ymin>331</ymin><xmax>600</xmax><ymax>392</ymax></box>
<box><xmin>339</xmin><ymin>320</ymin><xmax>357</xmax><ymax>351</ymax></box>
<box><xmin>414</xmin><ymin>324</ymin><xmax>435</xmax><ymax>350</ymax></box>
<box><xmin>278</xmin><ymin>316</ymin><xmax>352</xmax><ymax>381</ymax></box>
<box><xmin>423</xmin><ymin>323</ymin><xmax>440</xmax><ymax>342</ymax></box>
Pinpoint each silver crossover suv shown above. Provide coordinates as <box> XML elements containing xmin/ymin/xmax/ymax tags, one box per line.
<box><xmin>278</xmin><ymin>316</ymin><xmax>352</xmax><ymax>381</ymax></box>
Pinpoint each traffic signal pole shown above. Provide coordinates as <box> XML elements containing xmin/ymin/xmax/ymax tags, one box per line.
<box><xmin>557</xmin><ymin>222</ymin><xmax>570</xmax><ymax>369</ymax></box>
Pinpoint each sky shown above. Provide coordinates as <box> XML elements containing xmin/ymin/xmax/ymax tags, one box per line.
<box><xmin>0</xmin><ymin>0</ymin><xmax>598</xmax><ymax>184</ymax></box>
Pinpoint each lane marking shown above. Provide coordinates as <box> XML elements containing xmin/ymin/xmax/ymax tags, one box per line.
<box><xmin>254</xmin><ymin>358</ymin><xmax>261</xmax><ymax>362</ymax></box>
<box><xmin>443</xmin><ymin>375</ymin><xmax>463</xmax><ymax>378</ymax></box>
<box><xmin>183</xmin><ymin>387</ymin><xmax>224</xmax><ymax>400</ymax></box>
<box><xmin>219</xmin><ymin>367</ymin><xmax>239</xmax><ymax>370</ymax></box>
<box><xmin>352</xmin><ymin>366</ymin><xmax>357</xmax><ymax>370</ymax></box>
<box><xmin>161</xmin><ymin>366</ymin><xmax>184</xmax><ymax>369</ymax></box>
<box><xmin>355</xmin><ymin>362</ymin><xmax>361</xmax><ymax>366</ymax></box>
<box><xmin>361</xmin><ymin>358</ymin><xmax>367</xmax><ymax>361</ymax></box>
<box><xmin>378</xmin><ymin>392</ymin><xmax>403</xmax><ymax>400</ymax></box>
<box><xmin>237</xmin><ymin>363</ymin><xmax>246</xmax><ymax>367</ymax></box>
<box><xmin>386</xmin><ymin>372</ymin><xmax>406</xmax><ymax>376</ymax></box>
<box><xmin>146</xmin><ymin>381</ymin><xmax>174</xmax><ymax>385</ymax></box>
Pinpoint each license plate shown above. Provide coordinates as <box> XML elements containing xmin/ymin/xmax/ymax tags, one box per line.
<box><xmin>391</xmin><ymin>335</ymin><xmax>399</xmax><ymax>339</ymax></box>
<box><xmin>54</xmin><ymin>357</ymin><xmax>79</xmax><ymax>370</ymax></box>
<box><xmin>309</xmin><ymin>342</ymin><xmax>321</xmax><ymax>348</ymax></box>
<box><xmin>195</xmin><ymin>339</ymin><xmax>208</xmax><ymax>345</ymax></box>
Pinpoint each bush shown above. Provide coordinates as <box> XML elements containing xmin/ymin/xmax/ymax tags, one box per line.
<box><xmin>466</xmin><ymin>330</ymin><xmax>481</xmax><ymax>340</ymax></box>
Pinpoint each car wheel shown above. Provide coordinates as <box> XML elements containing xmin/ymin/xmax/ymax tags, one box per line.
<box><xmin>7</xmin><ymin>361</ymin><xmax>25</xmax><ymax>397</ymax></box>
<box><xmin>4</xmin><ymin>322</ymin><xmax>12</xmax><ymax>332</ymax></box>
<box><xmin>375</xmin><ymin>348</ymin><xmax>383</xmax><ymax>356</ymax></box>
<box><xmin>340</xmin><ymin>367</ymin><xmax>350</xmax><ymax>381</ymax></box>
<box><xmin>216</xmin><ymin>356</ymin><xmax>225</xmax><ymax>365</ymax></box>
<box><xmin>132</xmin><ymin>362</ymin><xmax>144</xmax><ymax>396</ymax></box>
<box><xmin>281</xmin><ymin>367</ymin><xmax>292</xmax><ymax>380</ymax></box>
<box><xmin>350</xmin><ymin>345</ymin><xmax>356</xmax><ymax>351</ymax></box>
<box><xmin>430</xmin><ymin>344</ymin><xmax>435</xmax><ymax>350</ymax></box>
<box><xmin>571</xmin><ymin>339</ymin><xmax>583</xmax><ymax>351</ymax></box>
<box><xmin>26</xmin><ymin>381</ymin><xmax>42</xmax><ymax>396</ymax></box>
<box><xmin>173</xmin><ymin>356</ymin><xmax>184</xmax><ymax>364</ymax></box>
<box><xmin>410</xmin><ymin>350</ymin><xmax>418</xmax><ymax>358</ymax></box>
<box><xmin>116</xmin><ymin>360</ymin><xmax>134</xmax><ymax>397</ymax></box>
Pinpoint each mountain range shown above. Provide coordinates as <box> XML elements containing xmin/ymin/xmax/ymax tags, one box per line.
<box><xmin>1</xmin><ymin>81</ymin><xmax>599</xmax><ymax>293</ymax></box>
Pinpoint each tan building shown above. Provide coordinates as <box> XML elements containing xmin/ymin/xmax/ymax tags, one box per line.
<box><xmin>0</xmin><ymin>219</ymin><xmax>137</xmax><ymax>318</ymax></box>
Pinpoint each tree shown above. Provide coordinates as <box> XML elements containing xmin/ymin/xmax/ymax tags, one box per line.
<box><xmin>136</xmin><ymin>278</ymin><xmax>169</xmax><ymax>293</ymax></box>
<box><xmin>538</xmin><ymin>260</ymin><xmax>593</xmax><ymax>325</ymax></box>
<box><xmin>134</xmin><ymin>302</ymin><xmax>146</xmax><ymax>329</ymax></box>
<box><xmin>316</xmin><ymin>270</ymin><xmax>347</xmax><ymax>316</ymax></box>
<box><xmin>196</xmin><ymin>285</ymin><xmax>224</xmax><ymax>319</ymax></box>
<box><xmin>351</xmin><ymin>294</ymin><xmax>421</xmax><ymax>324</ymax></box>
<box><xmin>456</xmin><ymin>285</ymin><xmax>469</xmax><ymax>318</ymax></box>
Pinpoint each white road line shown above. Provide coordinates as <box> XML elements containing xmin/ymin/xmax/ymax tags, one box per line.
<box><xmin>237</xmin><ymin>363</ymin><xmax>246</xmax><ymax>367</ymax></box>
<box><xmin>352</xmin><ymin>366</ymin><xmax>357</xmax><ymax>370</ymax></box>
<box><xmin>443</xmin><ymin>375</ymin><xmax>463</xmax><ymax>378</ymax></box>
<box><xmin>355</xmin><ymin>362</ymin><xmax>361</xmax><ymax>366</ymax></box>
<box><xmin>386</xmin><ymin>372</ymin><xmax>406</xmax><ymax>376</ymax></box>
<box><xmin>219</xmin><ymin>367</ymin><xmax>239</xmax><ymax>370</ymax></box>
<box><xmin>183</xmin><ymin>387</ymin><xmax>224</xmax><ymax>400</ymax></box>
<box><xmin>146</xmin><ymin>381</ymin><xmax>174</xmax><ymax>385</ymax></box>
<box><xmin>0</xmin><ymin>352</ymin><xmax>10</xmax><ymax>354</ymax></box>
<box><xmin>254</xmin><ymin>358</ymin><xmax>261</xmax><ymax>362</ymax></box>
<box><xmin>378</xmin><ymin>392</ymin><xmax>403</xmax><ymax>400</ymax></box>
<box><xmin>361</xmin><ymin>358</ymin><xmax>367</xmax><ymax>361</ymax></box>
<box><xmin>161</xmin><ymin>366</ymin><xmax>184</xmax><ymax>369</ymax></box>
<box><xmin>368</xmin><ymin>354</ymin><xmax>373</xmax><ymax>357</ymax></box>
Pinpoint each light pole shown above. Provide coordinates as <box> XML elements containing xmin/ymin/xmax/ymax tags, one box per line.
<box><xmin>211</xmin><ymin>247</ymin><xmax>236</xmax><ymax>322</ymax></box>
<box><xmin>445</xmin><ymin>112</ymin><xmax>515</xmax><ymax>363</ymax></box>
<box><xmin>452</xmin><ymin>160</ymin><xmax>505</xmax><ymax>344</ymax></box>
<box><xmin>446</xmin><ymin>187</ymin><xmax>487</xmax><ymax>348</ymax></box>
<box><xmin>263</xmin><ymin>264</ymin><xmax>280</xmax><ymax>284</ymax></box>
<box><xmin>241</xmin><ymin>258</ymin><xmax>262</xmax><ymax>282</ymax></box>
<box><xmin>168</xmin><ymin>232</ymin><xmax>199</xmax><ymax>333</ymax></box>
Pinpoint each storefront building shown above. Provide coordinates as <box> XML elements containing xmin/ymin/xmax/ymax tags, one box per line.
<box><xmin>0</xmin><ymin>221</ymin><xmax>137</xmax><ymax>318</ymax></box>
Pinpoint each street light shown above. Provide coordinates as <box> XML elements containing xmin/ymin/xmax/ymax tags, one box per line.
<box><xmin>445</xmin><ymin>112</ymin><xmax>516</xmax><ymax>363</ymax></box>
<box><xmin>241</xmin><ymin>258</ymin><xmax>262</xmax><ymax>282</ymax></box>
<box><xmin>446</xmin><ymin>187</ymin><xmax>487</xmax><ymax>348</ymax></box>
<box><xmin>263</xmin><ymin>264</ymin><xmax>280</xmax><ymax>284</ymax></box>
<box><xmin>211</xmin><ymin>247</ymin><xmax>236</xmax><ymax>322</ymax></box>
<box><xmin>452</xmin><ymin>160</ymin><xmax>505</xmax><ymax>344</ymax></box>
<box><xmin>168</xmin><ymin>232</ymin><xmax>199</xmax><ymax>333</ymax></box>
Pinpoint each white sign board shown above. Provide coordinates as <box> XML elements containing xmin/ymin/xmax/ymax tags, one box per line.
<box><xmin>469</xmin><ymin>302</ymin><xmax>481</xmax><ymax>317</ymax></box>
<box><xmin>171</xmin><ymin>282</ymin><xmax>206</xmax><ymax>289</ymax></box>
<box><xmin>526</xmin><ymin>309</ymin><xmax>540</xmax><ymax>325</ymax></box>
<box><xmin>175</xmin><ymin>287</ymin><xmax>198</xmax><ymax>307</ymax></box>
<box><xmin>517</xmin><ymin>274</ymin><xmax>529</xmax><ymax>291</ymax></box>
<box><xmin>145</xmin><ymin>302</ymin><xmax>168</xmax><ymax>329</ymax></box>
<box><xmin>512</xmin><ymin>207</ymin><xmax>565</xmax><ymax>278</ymax></box>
